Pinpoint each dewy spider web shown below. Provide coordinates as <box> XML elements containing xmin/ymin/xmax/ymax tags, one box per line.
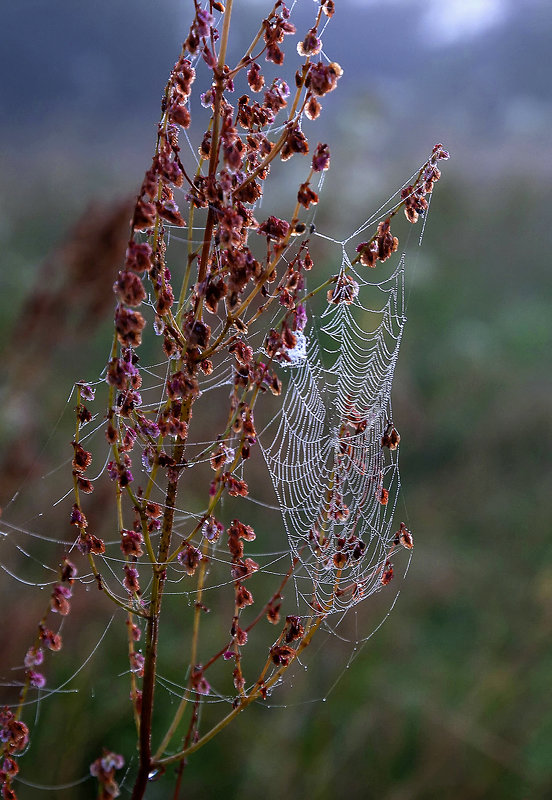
<box><xmin>260</xmin><ymin>247</ymin><xmax>406</xmax><ymax>615</ymax></box>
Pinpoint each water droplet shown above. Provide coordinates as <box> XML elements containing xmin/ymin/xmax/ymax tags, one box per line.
<box><xmin>148</xmin><ymin>769</ymin><xmax>160</xmax><ymax>781</ymax></box>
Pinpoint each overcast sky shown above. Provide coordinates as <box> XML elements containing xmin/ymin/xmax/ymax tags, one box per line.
<box><xmin>344</xmin><ymin>0</ymin><xmax>509</xmax><ymax>43</ymax></box>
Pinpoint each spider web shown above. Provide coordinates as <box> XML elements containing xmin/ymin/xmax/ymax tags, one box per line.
<box><xmin>260</xmin><ymin>247</ymin><xmax>406</xmax><ymax>615</ymax></box>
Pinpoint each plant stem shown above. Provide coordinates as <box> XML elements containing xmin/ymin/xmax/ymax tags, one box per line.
<box><xmin>152</xmin><ymin>538</ymin><xmax>209</xmax><ymax>761</ymax></box>
<box><xmin>155</xmin><ymin>613</ymin><xmax>325</xmax><ymax>768</ymax></box>
<box><xmin>197</xmin><ymin>0</ymin><xmax>234</xmax><ymax>290</ymax></box>
<box><xmin>130</xmin><ymin>442</ymin><xmax>184</xmax><ymax>799</ymax></box>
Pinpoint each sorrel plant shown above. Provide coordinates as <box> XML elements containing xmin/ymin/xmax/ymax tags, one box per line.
<box><xmin>0</xmin><ymin>2</ymin><xmax>448</xmax><ymax>798</ymax></box>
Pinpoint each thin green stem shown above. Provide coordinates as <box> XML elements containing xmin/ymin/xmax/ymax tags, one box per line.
<box><xmin>155</xmin><ymin>613</ymin><xmax>326</xmax><ymax>767</ymax></box>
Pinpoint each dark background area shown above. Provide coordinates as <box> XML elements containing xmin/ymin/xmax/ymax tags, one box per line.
<box><xmin>1</xmin><ymin>1</ymin><xmax>551</xmax><ymax>797</ymax></box>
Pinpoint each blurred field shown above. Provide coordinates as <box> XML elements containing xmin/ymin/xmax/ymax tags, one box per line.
<box><xmin>1</xmin><ymin>1</ymin><xmax>551</xmax><ymax>798</ymax></box>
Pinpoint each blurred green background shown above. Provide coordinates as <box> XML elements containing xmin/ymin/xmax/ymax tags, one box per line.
<box><xmin>1</xmin><ymin>1</ymin><xmax>551</xmax><ymax>797</ymax></box>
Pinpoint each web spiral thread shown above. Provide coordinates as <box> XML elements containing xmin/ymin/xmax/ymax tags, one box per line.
<box><xmin>260</xmin><ymin>252</ymin><xmax>406</xmax><ymax>615</ymax></box>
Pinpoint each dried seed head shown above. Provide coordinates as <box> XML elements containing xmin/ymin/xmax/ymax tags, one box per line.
<box><xmin>115</xmin><ymin>306</ymin><xmax>146</xmax><ymax>347</ymax></box>
<box><xmin>381</xmin><ymin>560</ymin><xmax>393</xmax><ymax>585</ymax></box>
<box><xmin>297</xmin><ymin>28</ymin><xmax>322</xmax><ymax>56</ymax></box>
<box><xmin>40</xmin><ymin>627</ymin><xmax>62</xmax><ymax>651</ymax></box>
<box><xmin>381</xmin><ymin>423</ymin><xmax>400</xmax><ymax>450</ymax></box>
<box><xmin>356</xmin><ymin>240</ymin><xmax>378</xmax><ymax>268</ymax></box>
<box><xmin>178</xmin><ymin>543</ymin><xmax>202</xmax><ymax>576</ymax></box>
<box><xmin>125</xmin><ymin>241</ymin><xmax>153</xmax><ymax>273</ymax></box>
<box><xmin>285</xmin><ymin>615</ymin><xmax>305</xmax><ymax>643</ymax></box>
<box><xmin>267</xmin><ymin>601</ymin><xmax>281</xmax><ymax>624</ymax></box>
<box><xmin>90</xmin><ymin>749</ymin><xmax>125</xmax><ymax>799</ymax></box>
<box><xmin>157</xmin><ymin>199</ymin><xmax>186</xmax><ymax>227</ymax></box>
<box><xmin>270</xmin><ymin>644</ymin><xmax>296</xmax><ymax>666</ymax></box>
<box><xmin>258</xmin><ymin>216</ymin><xmax>290</xmax><ymax>241</ymax></box>
<box><xmin>0</xmin><ymin>709</ymin><xmax>29</xmax><ymax>755</ymax></box>
<box><xmin>327</xmin><ymin>274</ymin><xmax>359</xmax><ymax>305</ymax></box>
<box><xmin>396</xmin><ymin>522</ymin><xmax>413</xmax><ymax>549</ymax></box>
<box><xmin>113</xmin><ymin>271</ymin><xmax>146</xmax><ymax>307</ymax></box>
<box><xmin>376</xmin><ymin>486</ymin><xmax>389</xmax><ymax>505</ymax></box>
<box><xmin>50</xmin><ymin>584</ymin><xmax>72</xmax><ymax>615</ymax></box>
<box><xmin>202</xmin><ymin>516</ymin><xmax>224</xmax><ymax>542</ymax></box>
<box><xmin>190</xmin><ymin>666</ymin><xmax>211</xmax><ymax>695</ymax></box>
<box><xmin>312</xmin><ymin>142</ymin><xmax>330</xmax><ymax>172</ymax></box>
<box><xmin>297</xmin><ymin>181</ymin><xmax>319</xmax><ymax>208</ymax></box>
<box><xmin>376</xmin><ymin>219</ymin><xmax>399</xmax><ymax>262</ymax></box>
<box><xmin>236</xmin><ymin>584</ymin><xmax>254</xmax><ymax>608</ymax></box>
<box><xmin>247</xmin><ymin>62</ymin><xmax>265</xmax><ymax>92</ymax></box>
<box><xmin>120</xmin><ymin>529</ymin><xmax>144</xmax><ymax>557</ymax></box>
<box><xmin>145</xmin><ymin>501</ymin><xmax>162</xmax><ymax>519</ymax></box>
<box><xmin>168</xmin><ymin>101</ymin><xmax>191</xmax><ymax>128</ymax></box>
<box><xmin>132</xmin><ymin>200</ymin><xmax>156</xmax><ymax>231</ymax></box>
<box><xmin>76</xmin><ymin>475</ymin><xmax>94</xmax><ymax>494</ymax></box>
<box><xmin>306</xmin><ymin>61</ymin><xmax>342</xmax><ymax>96</ymax></box>
<box><xmin>123</xmin><ymin>564</ymin><xmax>141</xmax><ymax>594</ymax></box>
<box><xmin>305</xmin><ymin>95</ymin><xmax>322</xmax><ymax>121</ymax></box>
<box><xmin>71</xmin><ymin>442</ymin><xmax>92</xmax><ymax>473</ymax></box>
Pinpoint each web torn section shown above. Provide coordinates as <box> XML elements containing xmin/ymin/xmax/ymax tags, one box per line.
<box><xmin>260</xmin><ymin>254</ymin><xmax>406</xmax><ymax>615</ymax></box>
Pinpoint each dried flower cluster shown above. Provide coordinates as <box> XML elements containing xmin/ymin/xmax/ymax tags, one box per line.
<box><xmin>2</xmin><ymin>3</ymin><xmax>447</xmax><ymax>799</ymax></box>
<box><xmin>352</xmin><ymin>143</ymin><xmax>449</xmax><ymax>273</ymax></box>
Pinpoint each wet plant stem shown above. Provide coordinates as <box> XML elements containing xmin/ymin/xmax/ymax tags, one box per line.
<box><xmin>155</xmin><ymin>612</ymin><xmax>326</xmax><ymax>768</ymax></box>
<box><xmin>130</xmin><ymin>441</ymin><xmax>184</xmax><ymax>799</ymax></box>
